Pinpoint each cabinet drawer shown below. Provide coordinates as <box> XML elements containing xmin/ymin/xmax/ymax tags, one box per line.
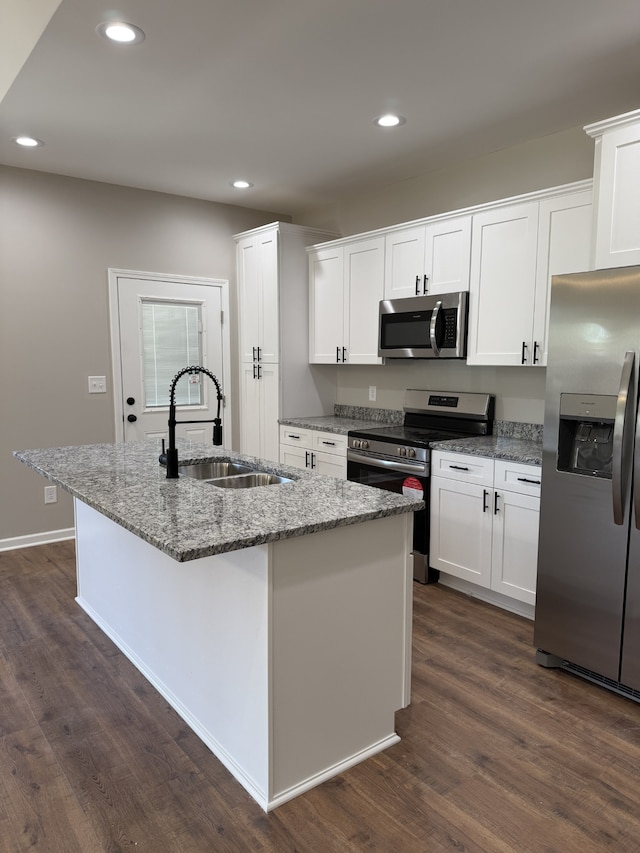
<box><xmin>312</xmin><ymin>431</ymin><xmax>347</xmax><ymax>455</ymax></box>
<box><xmin>431</xmin><ymin>451</ymin><xmax>493</xmax><ymax>486</ymax></box>
<box><xmin>280</xmin><ymin>425</ymin><xmax>313</xmax><ymax>448</ymax></box>
<box><xmin>494</xmin><ymin>460</ymin><xmax>542</xmax><ymax>496</ymax></box>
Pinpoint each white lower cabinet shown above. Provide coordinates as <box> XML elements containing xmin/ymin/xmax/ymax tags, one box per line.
<box><xmin>279</xmin><ymin>426</ymin><xmax>347</xmax><ymax>478</ymax></box>
<box><xmin>430</xmin><ymin>451</ymin><xmax>541</xmax><ymax>607</ymax></box>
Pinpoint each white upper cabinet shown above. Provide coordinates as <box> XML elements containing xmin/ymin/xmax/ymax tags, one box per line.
<box><xmin>467</xmin><ymin>201</ymin><xmax>539</xmax><ymax>366</ymax></box>
<box><xmin>384</xmin><ymin>215</ymin><xmax>471</xmax><ymax>299</ymax></box>
<box><xmin>585</xmin><ymin>109</ymin><xmax>640</xmax><ymax>269</ymax></box>
<box><xmin>309</xmin><ymin>236</ymin><xmax>384</xmax><ymax>364</ymax></box>
<box><xmin>533</xmin><ymin>189</ymin><xmax>593</xmax><ymax>366</ymax></box>
<box><xmin>308</xmin><ymin>244</ymin><xmax>344</xmax><ymax>363</ymax></box>
<box><xmin>467</xmin><ymin>183</ymin><xmax>593</xmax><ymax>367</ymax></box>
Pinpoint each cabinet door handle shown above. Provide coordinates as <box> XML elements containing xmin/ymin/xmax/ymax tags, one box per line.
<box><xmin>305</xmin><ymin>451</ymin><xmax>310</xmax><ymax>467</ymax></box>
<box><xmin>309</xmin><ymin>452</ymin><xmax>316</xmax><ymax>469</ymax></box>
<box><xmin>517</xmin><ymin>476</ymin><xmax>541</xmax><ymax>485</ymax></box>
<box><xmin>494</xmin><ymin>492</ymin><xmax>500</xmax><ymax>514</ymax></box>
<box><xmin>521</xmin><ymin>341</ymin><xmax>528</xmax><ymax>364</ymax></box>
<box><xmin>342</xmin><ymin>347</ymin><xmax>347</xmax><ymax>362</ymax></box>
<box><xmin>423</xmin><ymin>274</ymin><xmax>429</xmax><ymax>294</ymax></box>
<box><xmin>336</xmin><ymin>346</ymin><xmax>341</xmax><ymax>363</ymax></box>
<box><xmin>257</xmin><ymin>364</ymin><xmax>262</xmax><ymax>379</ymax></box>
<box><xmin>252</xmin><ymin>346</ymin><xmax>257</xmax><ymax>361</ymax></box>
<box><xmin>252</xmin><ymin>363</ymin><xmax>257</xmax><ymax>379</ymax></box>
<box><xmin>321</xmin><ymin>440</ymin><xmax>336</xmax><ymax>446</ymax></box>
<box><xmin>415</xmin><ymin>275</ymin><xmax>421</xmax><ymax>296</ymax></box>
<box><xmin>287</xmin><ymin>433</ymin><xmax>301</xmax><ymax>440</ymax></box>
<box><xmin>449</xmin><ymin>464</ymin><xmax>469</xmax><ymax>471</ymax></box>
<box><xmin>483</xmin><ymin>489</ymin><xmax>489</xmax><ymax>512</ymax></box>
<box><xmin>533</xmin><ymin>341</ymin><xmax>540</xmax><ymax>364</ymax></box>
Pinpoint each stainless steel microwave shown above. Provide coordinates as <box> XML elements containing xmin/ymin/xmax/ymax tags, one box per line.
<box><xmin>378</xmin><ymin>291</ymin><xmax>468</xmax><ymax>358</ymax></box>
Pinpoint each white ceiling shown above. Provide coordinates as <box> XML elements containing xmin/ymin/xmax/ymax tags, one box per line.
<box><xmin>2</xmin><ymin>0</ymin><xmax>640</xmax><ymax>215</ymax></box>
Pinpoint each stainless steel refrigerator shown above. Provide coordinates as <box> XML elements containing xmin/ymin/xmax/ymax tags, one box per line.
<box><xmin>535</xmin><ymin>265</ymin><xmax>640</xmax><ymax>697</ymax></box>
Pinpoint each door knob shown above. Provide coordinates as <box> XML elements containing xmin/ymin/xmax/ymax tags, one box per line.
<box><xmin>126</xmin><ymin>396</ymin><xmax>135</xmax><ymax>405</ymax></box>
<box><xmin>127</xmin><ymin>414</ymin><xmax>137</xmax><ymax>423</ymax></box>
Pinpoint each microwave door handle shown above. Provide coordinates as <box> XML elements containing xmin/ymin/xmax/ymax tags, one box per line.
<box><xmin>429</xmin><ymin>300</ymin><xmax>442</xmax><ymax>357</ymax></box>
<box><xmin>613</xmin><ymin>350</ymin><xmax>635</xmax><ymax>525</ymax></box>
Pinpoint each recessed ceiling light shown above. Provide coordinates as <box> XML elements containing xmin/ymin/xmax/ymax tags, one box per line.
<box><xmin>96</xmin><ymin>21</ymin><xmax>145</xmax><ymax>44</ymax></box>
<box><xmin>231</xmin><ymin>180</ymin><xmax>254</xmax><ymax>189</ymax></box>
<box><xmin>12</xmin><ymin>135</ymin><xmax>44</xmax><ymax>148</ymax></box>
<box><xmin>374</xmin><ymin>114</ymin><xmax>406</xmax><ymax>128</ymax></box>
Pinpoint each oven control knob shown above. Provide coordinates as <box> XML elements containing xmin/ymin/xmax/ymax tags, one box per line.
<box><xmin>399</xmin><ymin>446</ymin><xmax>407</xmax><ymax>457</ymax></box>
<box><xmin>352</xmin><ymin>439</ymin><xmax>361</xmax><ymax>449</ymax></box>
<box><xmin>407</xmin><ymin>447</ymin><xmax>416</xmax><ymax>458</ymax></box>
<box><xmin>361</xmin><ymin>440</ymin><xmax>369</xmax><ymax>450</ymax></box>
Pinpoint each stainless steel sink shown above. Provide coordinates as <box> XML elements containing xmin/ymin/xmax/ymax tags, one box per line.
<box><xmin>208</xmin><ymin>472</ymin><xmax>294</xmax><ymax>489</ymax></box>
<box><xmin>178</xmin><ymin>461</ymin><xmax>253</xmax><ymax>479</ymax></box>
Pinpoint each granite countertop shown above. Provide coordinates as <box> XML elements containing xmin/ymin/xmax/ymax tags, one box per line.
<box><xmin>430</xmin><ymin>435</ymin><xmax>542</xmax><ymax>466</ymax></box>
<box><xmin>279</xmin><ymin>415</ymin><xmax>394</xmax><ymax>434</ymax></box>
<box><xmin>281</xmin><ymin>411</ymin><xmax>543</xmax><ymax>465</ymax></box>
<box><xmin>13</xmin><ymin>440</ymin><xmax>423</xmax><ymax>562</ymax></box>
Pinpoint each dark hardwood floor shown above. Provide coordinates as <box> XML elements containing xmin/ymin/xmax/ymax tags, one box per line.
<box><xmin>1</xmin><ymin>541</ymin><xmax>640</xmax><ymax>852</ymax></box>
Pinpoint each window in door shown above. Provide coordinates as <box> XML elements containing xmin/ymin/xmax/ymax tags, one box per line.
<box><xmin>140</xmin><ymin>299</ymin><xmax>203</xmax><ymax>408</ymax></box>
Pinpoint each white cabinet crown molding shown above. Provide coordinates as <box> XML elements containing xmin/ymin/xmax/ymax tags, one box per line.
<box><xmin>305</xmin><ymin>179</ymin><xmax>593</xmax><ymax>251</ymax></box>
<box><xmin>584</xmin><ymin>108</ymin><xmax>640</xmax><ymax>138</ymax></box>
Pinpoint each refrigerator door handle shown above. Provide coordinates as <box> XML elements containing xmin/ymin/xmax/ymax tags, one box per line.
<box><xmin>613</xmin><ymin>350</ymin><xmax>636</xmax><ymax>525</ymax></box>
<box><xmin>634</xmin><ymin>370</ymin><xmax>640</xmax><ymax>530</ymax></box>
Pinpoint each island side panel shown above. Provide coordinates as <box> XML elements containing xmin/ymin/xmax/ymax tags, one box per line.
<box><xmin>73</xmin><ymin>499</ymin><xmax>271</xmax><ymax>808</ymax></box>
<box><xmin>268</xmin><ymin>513</ymin><xmax>413</xmax><ymax>806</ymax></box>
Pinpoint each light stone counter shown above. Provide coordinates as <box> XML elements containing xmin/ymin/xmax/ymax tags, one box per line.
<box><xmin>13</xmin><ymin>439</ymin><xmax>422</xmax><ymax>562</ymax></box>
<box><xmin>430</xmin><ymin>435</ymin><xmax>543</xmax><ymax>466</ymax></box>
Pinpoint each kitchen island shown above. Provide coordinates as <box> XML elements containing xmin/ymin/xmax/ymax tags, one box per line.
<box><xmin>13</xmin><ymin>440</ymin><xmax>421</xmax><ymax>811</ymax></box>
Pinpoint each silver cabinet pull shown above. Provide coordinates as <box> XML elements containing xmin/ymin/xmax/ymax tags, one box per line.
<box><xmin>613</xmin><ymin>351</ymin><xmax>635</xmax><ymax>525</ymax></box>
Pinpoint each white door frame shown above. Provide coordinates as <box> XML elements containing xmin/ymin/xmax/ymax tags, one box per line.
<box><xmin>108</xmin><ymin>269</ymin><xmax>232</xmax><ymax>444</ymax></box>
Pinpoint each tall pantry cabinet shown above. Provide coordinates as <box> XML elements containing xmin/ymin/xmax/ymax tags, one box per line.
<box><xmin>235</xmin><ymin>222</ymin><xmax>338</xmax><ymax>461</ymax></box>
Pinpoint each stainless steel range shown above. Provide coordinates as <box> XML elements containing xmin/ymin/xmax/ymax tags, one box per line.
<box><xmin>347</xmin><ymin>389</ymin><xmax>494</xmax><ymax>583</ymax></box>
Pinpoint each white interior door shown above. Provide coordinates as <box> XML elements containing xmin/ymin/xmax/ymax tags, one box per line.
<box><xmin>109</xmin><ymin>271</ymin><xmax>231</xmax><ymax>447</ymax></box>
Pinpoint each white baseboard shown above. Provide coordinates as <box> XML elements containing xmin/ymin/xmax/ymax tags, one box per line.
<box><xmin>0</xmin><ymin>528</ymin><xmax>75</xmax><ymax>553</ymax></box>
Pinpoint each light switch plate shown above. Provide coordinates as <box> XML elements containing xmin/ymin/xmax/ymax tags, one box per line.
<box><xmin>369</xmin><ymin>385</ymin><xmax>377</xmax><ymax>402</ymax></box>
<box><xmin>88</xmin><ymin>375</ymin><xmax>107</xmax><ymax>394</ymax></box>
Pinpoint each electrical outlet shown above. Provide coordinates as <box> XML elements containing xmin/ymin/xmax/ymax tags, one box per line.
<box><xmin>369</xmin><ymin>385</ymin><xmax>377</xmax><ymax>402</ymax></box>
<box><xmin>44</xmin><ymin>485</ymin><xmax>57</xmax><ymax>504</ymax></box>
<box><xmin>88</xmin><ymin>375</ymin><xmax>107</xmax><ymax>394</ymax></box>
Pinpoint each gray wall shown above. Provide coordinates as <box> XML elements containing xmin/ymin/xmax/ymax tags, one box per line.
<box><xmin>294</xmin><ymin>125</ymin><xmax>596</xmax><ymax>421</ymax></box>
<box><xmin>0</xmin><ymin>166</ymin><xmax>286</xmax><ymax>543</ymax></box>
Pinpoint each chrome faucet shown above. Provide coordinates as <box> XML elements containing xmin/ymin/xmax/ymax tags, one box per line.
<box><xmin>161</xmin><ymin>365</ymin><xmax>223</xmax><ymax>478</ymax></box>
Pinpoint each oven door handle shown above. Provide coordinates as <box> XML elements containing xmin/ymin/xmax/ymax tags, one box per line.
<box><xmin>347</xmin><ymin>450</ymin><xmax>428</xmax><ymax>476</ymax></box>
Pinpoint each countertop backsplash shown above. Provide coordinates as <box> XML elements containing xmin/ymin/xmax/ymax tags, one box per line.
<box><xmin>333</xmin><ymin>404</ymin><xmax>404</xmax><ymax>424</ymax></box>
